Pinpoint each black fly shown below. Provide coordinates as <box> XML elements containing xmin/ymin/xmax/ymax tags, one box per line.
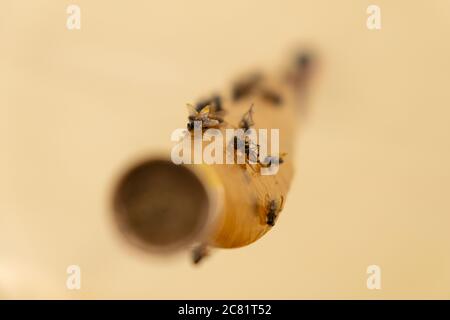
<box><xmin>266</xmin><ymin>196</ymin><xmax>284</xmax><ymax>227</ymax></box>
<box><xmin>191</xmin><ymin>244</ymin><xmax>209</xmax><ymax>265</ymax></box>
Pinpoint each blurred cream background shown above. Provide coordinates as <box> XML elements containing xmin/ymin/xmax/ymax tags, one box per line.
<box><xmin>1</xmin><ymin>0</ymin><xmax>450</xmax><ymax>299</ymax></box>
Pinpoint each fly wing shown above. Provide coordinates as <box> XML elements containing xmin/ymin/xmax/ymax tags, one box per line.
<box><xmin>187</xmin><ymin>103</ymin><xmax>198</xmax><ymax>118</ymax></box>
<box><xmin>242</xmin><ymin>104</ymin><xmax>255</xmax><ymax>127</ymax></box>
<box><xmin>247</xmin><ymin>141</ymin><xmax>260</xmax><ymax>163</ymax></box>
<box><xmin>198</xmin><ymin>105</ymin><xmax>211</xmax><ymax>116</ymax></box>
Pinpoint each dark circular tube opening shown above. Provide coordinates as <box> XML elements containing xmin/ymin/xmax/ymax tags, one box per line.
<box><xmin>112</xmin><ymin>159</ymin><xmax>210</xmax><ymax>253</ymax></box>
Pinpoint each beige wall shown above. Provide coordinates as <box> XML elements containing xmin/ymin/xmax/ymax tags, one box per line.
<box><xmin>1</xmin><ymin>0</ymin><xmax>450</xmax><ymax>299</ymax></box>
